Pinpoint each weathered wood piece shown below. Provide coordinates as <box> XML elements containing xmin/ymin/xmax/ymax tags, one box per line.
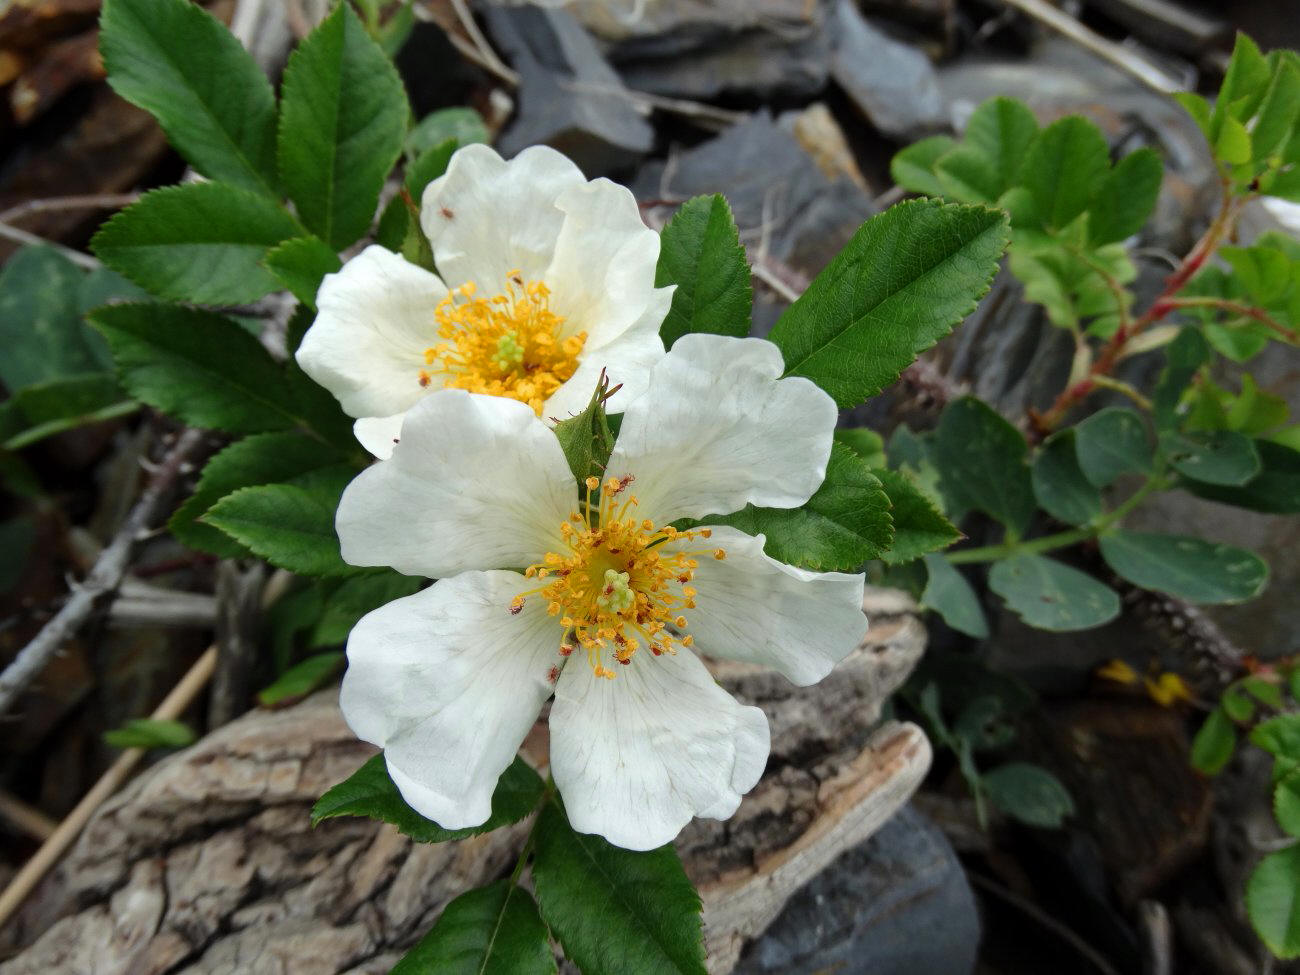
<box><xmin>1</xmin><ymin>589</ymin><xmax>929</xmax><ymax>974</ymax></box>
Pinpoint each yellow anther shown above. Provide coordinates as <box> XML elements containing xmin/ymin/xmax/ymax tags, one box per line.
<box><xmin>714</xmin><ymin>549</ymin><xmax>726</xmax><ymax>560</ymax></box>
<box><xmin>423</xmin><ymin>275</ymin><xmax>585</xmax><ymax>413</ymax></box>
<box><xmin>524</xmin><ymin>473</ymin><xmax>709</xmax><ymax>679</ymax></box>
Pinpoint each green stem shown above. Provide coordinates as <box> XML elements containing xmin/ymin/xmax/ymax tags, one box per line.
<box><xmin>945</xmin><ymin>475</ymin><xmax>1165</xmax><ymax>565</ymax></box>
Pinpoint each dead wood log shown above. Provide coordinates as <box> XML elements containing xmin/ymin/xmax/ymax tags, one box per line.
<box><xmin>0</xmin><ymin>588</ymin><xmax>929</xmax><ymax>974</ymax></box>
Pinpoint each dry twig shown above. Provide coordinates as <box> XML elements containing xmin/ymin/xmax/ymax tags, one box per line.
<box><xmin>0</xmin><ymin>429</ymin><xmax>208</xmax><ymax>716</ymax></box>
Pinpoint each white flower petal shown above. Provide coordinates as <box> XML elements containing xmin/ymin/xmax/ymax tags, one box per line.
<box><xmin>296</xmin><ymin>246</ymin><xmax>448</xmax><ymax>419</ymax></box>
<box><xmin>541</xmin><ymin>311</ymin><xmax>668</xmax><ymax>420</ymax></box>
<box><xmin>421</xmin><ymin>144</ymin><xmax>586</xmax><ymax>291</ymax></box>
<box><xmin>340</xmin><ymin>571</ymin><xmax>560</xmax><ymax>830</ymax></box>
<box><xmin>353</xmin><ymin>414</ymin><xmax>404</xmax><ymax>460</ymax></box>
<box><xmin>607</xmin><ymin>334</ymin><xmax>837</xmax><ymax>523</ymax></box>
<box><xmin>550</xmin><ymin>647</ymin><xmax>769</xmax><ymax>851</ymax></box>
<box><xmin>336</xmin><ymin>390</ymin><xmax>576</xmax><ymax>578</ymax></box>
<box><xmin>544</xmin><ymin>178</ymin><xmax>671</xmax><ymax>347</ymax></box>
<box><xmin>675</xmin><ymin>526</ymin><xmax>867</xmax><ymax>686</ymax></box>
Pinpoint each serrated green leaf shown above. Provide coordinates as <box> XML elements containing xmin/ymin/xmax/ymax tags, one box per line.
<box><xmin>311</xmin><ymin>570</ymin><xmax>423</xmax><ymax>646</ymax></box>
<box><xmin>1253</xmin><ymin>56</ymin><xmax>1300</xmax><ymax>165</ymax></box>
<box><xmin>1222</xmin><ymin>686</ymin><xmax>1256</xmax><ymax>723</ymax></box>
<box><xmin>935</xmin><ymin>146</ymin><xmax>1003</xmax><ymax>204</ymax></box>
<box><xmin>257</xmin><ymin>651</ymin><xmax>344</xmax><ymax>707</ymax></box>
<box><xmin>833</xmin><ymin>427</ymin><xmax>886</xmax><ymax>467</ymax></box>
<box><xmin>1191</xmin><ymin>707</ymin><xmax>1237</xmax><ymax>775</ymax></box>
<box><xmin>170</xmin><ymin>431</ymin><xmax>352</xmax><ymax>558</ymax></box>
<box><xmin>1277</xmin><ymin>774</ymin><xmax>1300</xmax><ymax>839</ymax></box>
<box><xmin>768</xmin><ymin>200</ymin><xmax>1008</xmax><ymax>409</ymax></box>
<box><xmin>1252</xmin><ymin>714</ymin><xmax>1300</xmax><ymax>770</ymax></box>
<box><xmin>1174</xmin><ymin>92</ymin><xmax>1212</xmax><ymax>140</ymax></box>
<box><xmin>99</xmin><ymin>0</ymin><xmax>277</xmax><ymax>194</ymax></box>
<box><xmin>989</xmin><ymin>555</ymin><xmax>1120</xmax><ymax>632</ymax></box>
<box><xmin>92</xmin><ymin>183</ymin><xmax>302</xmax><ymax>305</ymax></box>
<box><xmin>311</xmin><ymin>753</ymin><xmax>545</xmax><ymax>841</ymax></box>
<box><xmin>877</xmin><ymin>467</ymin><xmax>960</xmax><ymax>564</ymax></box>
<box><xmin>0</xmin><ymin>246</ymin><xmax>119</xmax><ymax>391</ymax></box>
<box><xmin>982</xmin><ymin>762</ymin><xmax>1075</xmax><ymax>828</ymax></box>
<box><xmin>90</xmin><ymin>303</ymin><xmax>303</xmax><ymax>434</ymax></box>
<box><xmin>1217</xmin><ymin>33</ymin><xmax>1271</xmax><ymax>131</ymax></box>
<box><xmin>934</xmin><ymin>397</ymin><xmax>1035</xmax><ymax>533</ymax></box>
<box><xmin>406</xmin><ymin>106</ymin><xmax>488</xmax><ymax>157</ymax></box>
<box><xmin>1217</xmin><ymin>115</ymin><xmax>1254</xmax><ymax>165</ymax></box>
<box><xmin>277</xmin><ymin>2</ymin><xmax>409</xmax><ymax>250</ymax></box>
<box><xmin>532</xmin><ymin>797</ymin><xmax>706</xmax><ymax>975</ymax></box>
<box><xmin>374</xmin><ymin>139</ymin><xmax>456</xmax><ymax>259</ymax></box>
<box><xmin>405</xmin><ymin>138</ymin><xmax>458</xmax><ymax>197</ymax></box>
<box><xmin>1189</xmin><ymin>441</ymin><xmax>1300</xmax><ymax>513</ymax></box>
<box><xmin>964</xmin><ymin>97</ymin><xmax>1039</xmax><ymax>186</ymax></box>
<box><xmin>263</xmin><ymin>236</ymin><xmax>342</xmax><ymax>311</ymax></box>
<box><xmin>1243</xmin><ymin>676</ymin><xmax>1286</xmax><ymax>712</ymax></box>
<box><xmin>1019</xmin><ymin>116</ymin><xmax>1110</xmax><ymax>230</ymax></box>
<box><xmin>391</xmin><ymin>880</ymin><xmax>556</xmax><ymax>975</ymax></box>
<box><xmin>704</xmin><ymin>443</ymin><xmax>892</xmax><ymax>571</ymax></box>
<box><xmin>921</xmin><ymin>554</ymin><xmax>987</xmax><ymax>638</ymax></box>
<box><xmin>935</xmin><ymin>96</ymin><xmax>1039</xmax><ymax>203</ymax></box>
<box><xmin>1099</xmin><ymin>530</ymin><xmax>1268</xmax><ymax>604</ymax></box>
<box><xmin>655</xmin><ymin>194</ymin><xmax>752</xmax><ymax>348</ymax></box>
<box><xmin>890</xmin><ymin>135</ymin><xmax>955</xmax><ymax>196</ymax></box>
<box><xmin>204</xmin><ymin>471</ymin><xmax>357</xmax><ymax>576</ymax></box>
<box><xmin>1164</xmin><ymin>430</ymin><xmax>1261</xmax><ymax>486</ymax></box>
<box><xmin>1032</xmin><ymin>430</ymin><xmax>1102</xmax><ymax>526</ymax></box>
<box><xmin>0</xmin><ymin>373</ymin><xmax>136</xmax><ymax>451</ymax></box>
<box><xmin>103</xmin><ymin>717</ymin><xmax>196</xmax><ymax>750</ymax></box>
<box><xmin>1073</xmin><ymin>407</ymin><xmax>1152</xmax><ymax>486</ymax></box>
<box><xmin>1088</xmin><ymin>148</ymin><xmax>1163</xmax><ymax>246</ymax></box>
<box><xmin>1246</xmin><ymin>844</ymin><xmax>1300</xmax><ymax>959</ymax></box>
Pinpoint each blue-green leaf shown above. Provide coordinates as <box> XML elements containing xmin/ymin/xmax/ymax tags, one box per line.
<box><xmin>921</xmin><ymin>554</ymin><xmax>987</xmax><ymax>638</ymax></box>
<box><xmin>1073</xmin><ymin>407</ymin><xmax>1152</xmax><ymax>487</ymax></box>
<box><xmin>934</xmin><ymin>397</ymin><xmax>1035</xmax><ymax>533</ymax></box>
<box><xmin>1032</xmin><ymin>430</ymin><xmax>1102</xmax><ymax>525</ymax></box>
<box><xmin>989</xmin><ymin>555</ymin><xmax>1120</xmax><ymax>631</ymax></box>
<box><xmin>1099</xmin><ymin>530</ymin><xmax>1268</xmax><ymax>604</ymax></box>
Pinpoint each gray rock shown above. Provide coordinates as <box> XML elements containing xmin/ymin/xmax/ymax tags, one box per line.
<box><xmin>481</xmin><ymin>5</ymin><xmax>655</xmax><ymax>175</ymax></box>
<box><xmin>633</xmin><ymin>111</ymin><xmax>874</xmax><ymax>279</ymax></box>
<box><xmin>830</xmin><ymin>0</ymin><xmax>946</xmax><ymax>139</ymax></box>
<box><xmin>576</xmin><ymin>0</ymin><xmax>834</xmax><ymax>102</ymax></box>
<box><xmin>735</xmin><ymin>804</ymin><xmax>980</xmax><ymax>975</ymax></box>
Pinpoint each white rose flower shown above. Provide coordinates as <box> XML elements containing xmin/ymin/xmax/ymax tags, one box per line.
<box><xmin>334</xmin><ymin>334</ymin><xmax>868</xmax><ymax>851</ymax></box>
<box><xmin>295</xmin><ymin>143</ymin><xmax>672</xmax><ymax>459</ymax></box>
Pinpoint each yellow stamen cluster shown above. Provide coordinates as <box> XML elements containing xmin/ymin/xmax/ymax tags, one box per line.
<box><xmin>422</xmin><ymin>273</ymin><xmax>587</xmax><ymax>413</ymax></box>
<box><xmin>512</xmin><ymin>475</ymin><xmax>725</xmax><ymax>680</ymax></box>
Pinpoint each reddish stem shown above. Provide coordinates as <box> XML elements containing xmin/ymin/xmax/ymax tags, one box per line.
<box><xmin>1032</xmin><ymin>187</ymin><xmax>1240</xmax><ymax>435</ymax></box>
